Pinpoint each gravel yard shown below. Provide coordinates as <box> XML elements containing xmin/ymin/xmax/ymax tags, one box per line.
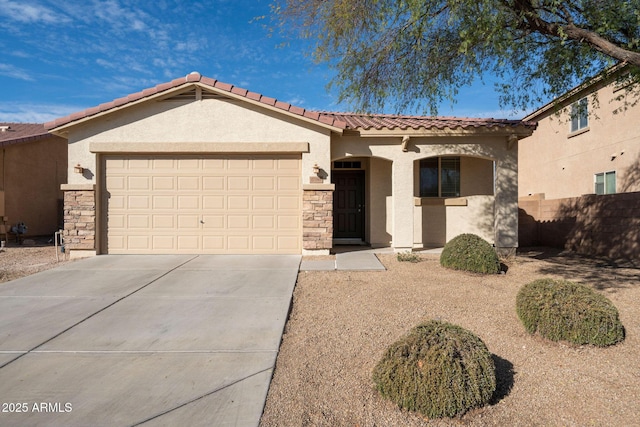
<box><xmin>261</xmin><ymin>249</ymin><xmax>640</xmax><ymax>426</ymax></box>
<box><xmin>0</xmin><ymin>240</ymin><xmax>72</xmax><ymax>284</ymax></box>
<box><xmin>2</xmin><ymin>244</ymin><xmax>638</xmax><ymax>426</ymax></box>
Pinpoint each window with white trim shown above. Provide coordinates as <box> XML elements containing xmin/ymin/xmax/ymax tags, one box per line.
<box><xmin>570</xmin><ymin>97</ymin><xmax>588</xmax><ymax>132</ymax></box>
<box><xmin>595</xmin><ymin>171</ymin><xmax>616</xmax><ymax>195</ymax></box>
<box><xmin>419</xmin><ymin>157</ymin><xmax>460</xmax><ymax>197</ymax></box>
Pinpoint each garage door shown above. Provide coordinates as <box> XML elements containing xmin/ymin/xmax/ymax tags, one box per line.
<box><xmin>103</xmin><ymin>155</ymin><xmax>301</xmax><ymax>254</ymax></box>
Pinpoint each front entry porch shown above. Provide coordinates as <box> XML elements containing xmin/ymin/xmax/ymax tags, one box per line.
<box><xmin>329</xmin><ymin>135</ymin><xmax>520</xmax><ymax>254</ymax></box>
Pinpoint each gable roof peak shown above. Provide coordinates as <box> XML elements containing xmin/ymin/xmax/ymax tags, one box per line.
<box><xmin>45</xmin><ymin>73</ymin><xmax>347</xmax><ymax>132</ymax></box>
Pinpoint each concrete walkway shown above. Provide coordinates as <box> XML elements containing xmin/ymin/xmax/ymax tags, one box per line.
<box><xmin>0</xmin><ymin>255</ymin><xmax>300</xmax><ymax>427</ymax></box>
<box><xmin>300</xmin><ymin>247</ymin><xmax>391</xmax><ymax>271</ymax></box>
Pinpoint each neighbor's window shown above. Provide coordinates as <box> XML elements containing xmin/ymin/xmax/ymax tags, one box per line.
<box><xmin>595</xmin><ymin>171</ymin><xmax>616</xmax><ymax>195</ymax></box>
<box><xmin>420</xmin><ymin>157</ymin><xmax>460</xmax><ymax>197</ymax></box>
<box><xmin>570</xmin><ymin>97</ymin><xmax>589</xmax><ymax>132</ymax></box>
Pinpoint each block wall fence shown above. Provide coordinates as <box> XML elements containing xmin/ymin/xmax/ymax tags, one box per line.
<box><xmin>519</xmin><ymin>192</ymin><xmax>640</xmax><ymax>261</ymax></box>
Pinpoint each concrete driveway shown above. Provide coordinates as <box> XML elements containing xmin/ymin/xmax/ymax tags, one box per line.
<box><xmin>0</xmin><ymin>254</ymin><xmax>300</xmax><ymax>426</ymax></box>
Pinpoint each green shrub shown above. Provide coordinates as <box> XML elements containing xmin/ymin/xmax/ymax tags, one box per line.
<box><xmin>439</xmin><ymin>233</ymin><xmax>500</xmax><ymax>274</ymax></box>
<box><xmin>516</xmin><ymin>279</ymin><xmax>625</xmax><ymax>347</ymax></box>
<box><xmin>397</xmin><ymin>251</ymin><xmax>421</xmax><ymax>263</ymax></box>
<box><xmin>372</xmin><ymin>320</ymin><xmax>496</xmax><ymax>419</ymax></box>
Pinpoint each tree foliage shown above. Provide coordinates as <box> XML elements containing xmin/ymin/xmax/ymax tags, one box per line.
<box><xmin>271</xmin><ymin>0</ymin><xmax>640</xmax><ymax>114</ymax></box>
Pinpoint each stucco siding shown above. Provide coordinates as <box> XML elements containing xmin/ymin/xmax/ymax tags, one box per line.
<box><xmin>332</xmin><ymin>134</ymin><xmax>519</xmax><ymax>249</ymax></box>
<box><xmin>1</xmin><ymin>137</ymin><xmax>67</xmax><ymax>236</ymax></box>
<box><xmin>368</xmin><ymin>157</ymin><xmax>392</xmax><ymax>247</ymax></box>
<box><xmin>519</xmin><ymin>79</ymin><xmax>640</xmax><ymax>199</ymax></box>
<box><xmin>66</xmin><ymin>98</ymin><xmax>332</xmax><ymax>186</ymax></box>
<box><xmin>446</xmin><ymin>196</ymin><xmax>495</xmax><ymax>244</ymax></box>
<box><xmin>461</xmin><ymin>157</ymin><xmax>494</xmax><ymax>196</ymax></box>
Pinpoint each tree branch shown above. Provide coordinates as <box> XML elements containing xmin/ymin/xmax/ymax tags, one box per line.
<box><xmin>511</xmin><ymin>0</ymin><xmax>640</xmax><ymax>67</ymax></box>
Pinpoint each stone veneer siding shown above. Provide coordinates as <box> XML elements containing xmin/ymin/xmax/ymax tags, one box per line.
<box><xmin>303</xmin><ymin>189</ymin><xmax>333</xmax><ymax>250</ymax></box>
<box><xmin>63</xmin><ymin>190</ymin><xmax>96</xmax><ymax>250</ymax></box>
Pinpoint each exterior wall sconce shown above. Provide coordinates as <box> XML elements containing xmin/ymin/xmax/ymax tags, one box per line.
<box><xmin>401</xmin><ymin>135</ymin><xmax>410</xmax><ymax>152</ymax></box>
<box><xmin>310</xmin><ymin>163</ymin><xmax>327</xmax><ymax>183</ymax></box>
<box><xmin>74</xmin><ymin>164</ymin><xmax>85</xmax><ymax>174</ymax></box>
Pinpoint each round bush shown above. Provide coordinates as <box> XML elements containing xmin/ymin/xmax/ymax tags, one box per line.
<box><xmin>516</xmin><ymin>279</ymin><xmax>625</xmax><ymax>347</ymax></box>
<box><xmin>440</xmin><ymin>233</ymin><xmax>500</xmax><ymax>274</ymax></box>
<box><xmin>372</xmin><ymin>320</ymin><xmax>496</xmax><ymax>418</ymax></box>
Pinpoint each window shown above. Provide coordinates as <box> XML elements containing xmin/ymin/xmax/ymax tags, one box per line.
<box><xmin>333</xmin><ymin>161</ymin><xmax>362</xmax><ymax>169</ymax></box>
<box><xmin>419</xmin><ymin>157</ymin><xmax>460</xmax><ymax>197</ymax></box>
<box><xmin>570</xmin><ymin>97</ymin><xmax>588</xmax><ymax>132</ymax></box>
<box><xmin>595</xmin><ymin>171</ymin><xmax>616</xmax><ymax>195</ymax></box>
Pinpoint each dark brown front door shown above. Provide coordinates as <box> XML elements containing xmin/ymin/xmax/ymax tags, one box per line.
<box><xmin>332</xmin><ymin>170</ymin><xmax>365</xmax><ymax>240</ymax></box>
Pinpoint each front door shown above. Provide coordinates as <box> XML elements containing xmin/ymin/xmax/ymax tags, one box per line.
<box><xmin>332</xmin><ymin>170</ymin><xmax>365</xmax><ymax>240</ymax></box>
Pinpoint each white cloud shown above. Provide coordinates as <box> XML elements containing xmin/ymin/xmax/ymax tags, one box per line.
<box><xmin>0</xmin><ymin>63</ymin><xmax>33</xmax><ymax>81</ymax></box>
<box><xmin>0</xmin><ymin>102</ymin><xmax>83</xmax><ymax>123</ymax></box>
<box><xmin>0</xmin><ymin>0</ymin><xmax>70</xmax><ymax>24</ymax></box>
<box><xmin>92</xmin><ymin>0</ymin><xmax>150</xmax><ymax>34</ymax></box>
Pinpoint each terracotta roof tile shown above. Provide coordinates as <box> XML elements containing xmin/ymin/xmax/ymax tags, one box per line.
<box><xmin>44</xmin><ymin>72</ymin><xmax>535</xmax><ymax>133</ymax></box>
<box><xmin>260</xmin><ymin>96</ymin><xmax>277</xmax><ymax>106</ymax></box>
<box><xmin>275</xmin><ymin>100</ymin><xmax>291</xmax><ymax>111</ymax></box>
<box><xmin>304</xmin><ymin>111</ymin><xmax>320</xmax><ymax>120</ymax></box>
<box><xmin>246</xmin><ymin>91</ymin><xmax>261</xmax><ymax>101</ymax></box>
<box><xmin>321</xmin><ymin>112</ymin><xmax>536</xmax><ymax>131</ymax></box>
<box><xmin>290</xmin><ymin>105</ymin><xmax>305</xmax><ymax>115</ymax></box>
<box><xmin>214</xmin><ymin>81</ymin><xmax>233</xmax><ymax>91</ymax></box>
<box><xmin>200</xmin><ymin>76</ymin><xmax>217</xmax><ymax>86</ymax></box>
<box><xmin>0</xmin><ymin>122</ymin><xmax>51</xmax><ymax>147</ymax></box>
<box><xmin>231</xmin><ymin>86</ymin><xmax>248</xmax><ymax>96</ymax></box>
<box><xmin>186</xmin><ymin>72</ymin><xmax>201</xmax><ymax>82</ymax></box>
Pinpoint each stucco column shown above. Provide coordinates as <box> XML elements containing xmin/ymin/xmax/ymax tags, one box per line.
<box><xmin>494</xmin><ymin>146</ymin><xmax>519</xmax><ymax>254</ymax></box>
<box><xmin>392</xmin><ymin>158</ymin><xmax>414</xmax><ymax>251</ymax></box>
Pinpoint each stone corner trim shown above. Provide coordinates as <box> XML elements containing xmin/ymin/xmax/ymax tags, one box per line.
<box><xmin>303</xmin><ymin>189</ymin><xmax>333</xmax><ymax>250</ymax></box>
<box><xmin>63</xmin><ymin>189</ymin><xmax>96</xmax><ymax>250</ymax></box>
<box><xmin>302</xmin><ymin>183</ymin><xmax>335</xmax><ymax>191</ymax></box>
<box><xmin>61</xmin><ymin>183</ymin><xmax>96</xmax><ymax>191</ymax></box>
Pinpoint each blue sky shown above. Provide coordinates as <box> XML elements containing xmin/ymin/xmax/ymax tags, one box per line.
<box><xmin>0</xmin><ymin>0</ymin><xmax>516</xmax><ymax>124</ymax></box>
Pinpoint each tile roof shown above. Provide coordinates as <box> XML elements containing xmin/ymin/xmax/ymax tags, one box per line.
<box><xmin>0</xmin><ymin>122</ymin><xmax>51</xmax><ymax>147</ymax></box>
<box><xmin>324</xmin><ymin>112</ymin><xmax>537</xmax><ymax>131</ymax></box>
<box><xmin>45</xmin><ymin>73</ymin><xmax>536</xmax><ymax>133</ymax></box>
<box><xmin>45</xmin><ymin>72</ymin><xmax>348</xmax><ymax>131</ymax></box>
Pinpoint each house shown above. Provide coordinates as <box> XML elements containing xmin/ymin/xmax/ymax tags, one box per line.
<box><xmin>0</xmin><ymin>123</ymin><xmax>67</xmax><ymax>240</ymax></box>
<box><xmin>519</xmin><ymin>65</ymin><xmax>640</xmax><ymax>199</ymax></box>
<box><xmin>518</xmin><ymin>65</ymin><xmax>640</xmax><ymax>259</ymax></box>
<box><xmin>45</xmin><ymin>72</ymin><xmax>535</xmax><ymax>258</ymax></box>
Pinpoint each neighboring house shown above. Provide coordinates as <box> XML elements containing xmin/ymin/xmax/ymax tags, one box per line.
<box><xmin>518</xmin><ymin>65</ymin><xmax>640</xmax><ymax>260</ymax></box>
<box><xmin>45</xmin><ymin>72</ymin><xmax>535</xmax><ymax>258</ymax></box>
<box><xmin>0</xmin><ymin>123</ymin><xmax>67</xmax><ymax>239</ymax></box>
<box><xmin>519</xmin><ymin>65</ymin><xmax>640</xmax><ymax>199</ymax></box>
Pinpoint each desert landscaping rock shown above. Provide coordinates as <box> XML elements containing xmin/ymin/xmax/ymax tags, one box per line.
<box><xmin>261</xmin><ymin>250</ymin><xmax>640</xmax><ymax>426</ymax></box>
<box><xmin>0</xmin><ymin>243</ymin><xmax>71</xmax><ymax>283</ymax></box>
<box><xmin>2</xmin><ymin>245</ymin><xmax>639</xmax><ymax>426</ymax></box>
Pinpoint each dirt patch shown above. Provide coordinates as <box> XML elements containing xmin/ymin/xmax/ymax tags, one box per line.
<box><xmin>261</xmin><ymin>249</ymin><xmax>640</xmax><ymax>426</ymax></box>
<box><xmin>0</xmin><ymin>240</ymin><xmax>71</xmax><ymax>283</ymax></box>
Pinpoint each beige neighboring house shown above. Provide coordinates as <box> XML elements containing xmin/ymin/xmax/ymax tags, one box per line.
<box><xmin>519</xmin><ymin>65</ymin><xmax>640</xmax><ymax>200</ymax></box>
<box><xmin>518</xmin><ymin>65</ymin><xmax>640</xmax><ymax>260</ymax></box>
<box><xmin>0</xmin><ymin>123</ymin><xmax>67</xmax><ymax>240</ymax></box>
<box><xmin>45</xmin><ymin>73</ymin><xmax>535</xmax><ymax>258</ymax></box>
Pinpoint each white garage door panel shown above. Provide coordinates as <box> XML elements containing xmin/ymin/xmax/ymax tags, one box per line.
<box><xmin>104</xmin><ymin>155</ymin><xmax>301</xmax><ymax>254</ymax></box>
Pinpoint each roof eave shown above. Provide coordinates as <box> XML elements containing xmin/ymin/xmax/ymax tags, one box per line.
<box><xmin>47</xmin><ymin>80</ymin><xmax>344</xmax><ymax>137</ymax></box>
<box><xmin>0</xmin><ymin>132</ymin><xmax>53</xmax><ymax>147</ymax></box>
<box><xmin>523</xmin><ymin>63</ymin><xmax>630</xmax><ymax>122</ymax></box>
<box><xmin>353</xmin><ymin>124</ymin><xmax>536</xmax><ymax>138</ymax></box>
<box><xmin>46</xmin><ymin>84</ymin><xmax>194</xmax><ymax>137</ymax></box>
